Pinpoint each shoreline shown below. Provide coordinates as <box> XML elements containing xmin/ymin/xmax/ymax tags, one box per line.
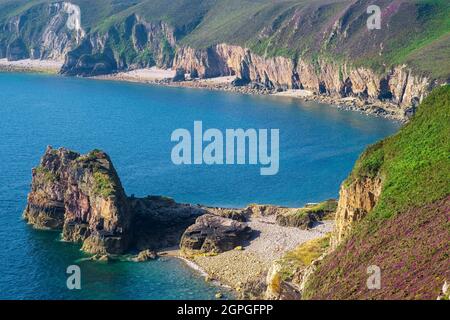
<box><xmin>0</xmin><ymin>58</ymin><xmax>406</xmax><ymax>122</ymax></box>
<box><xmin>157</xmin><ymin>247</ymin><xmax>235</xmax><ymax>298</ymax></box>
<box><xmin>0</xmin><ymin>59</ymin><xmax>63</xmax><ymax>74</ymax></box>
<box><xmin>91</xmin><ymin>69</ymin><xmax>407</xmax><ymax>123</ymax></box>
<box><xmin>163</xmin><ymin>216</ymin><xmax>334</xmax><ymax>299</ymax></box>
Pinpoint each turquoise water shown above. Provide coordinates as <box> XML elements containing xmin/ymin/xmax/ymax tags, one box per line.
<box><xmin>0</xmin><ymin>73</ymin><xmax>399</xmax><ymax>299</ymax></box>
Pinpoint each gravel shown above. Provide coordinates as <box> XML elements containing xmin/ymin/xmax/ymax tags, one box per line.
<box><xmin>190</xmin><ymin>215</ymin><xmax>334</xmax><ymax>292</ymax></box>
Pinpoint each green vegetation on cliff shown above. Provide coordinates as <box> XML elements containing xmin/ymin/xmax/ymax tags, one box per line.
<box><xmin>303</xmin><ymin>85</ymin><xmax>450</xmax><ymax>300</ymax></box>
<box><xmin>35</xmin><ymin>165</ymin><xmax>57</xmax><ymax>183</ymax></box>
<box><xmin>347</xmin><ymin>85</ymin><xmax>450</xmax><ymax>221</ymax></box>
<box><xmin>93</xmin><ymin>171</ymin><xmax>116</xmax><ymax>198</ymax></box>
<box><xmin>278</xmin><ymin>235</ymin><xmax>330</xmax><ymax>282</ymax></box>
<box><xmin>1</xmin><ymin>0</ymin><xmax>449</xmax><ymax>80</ymax></box>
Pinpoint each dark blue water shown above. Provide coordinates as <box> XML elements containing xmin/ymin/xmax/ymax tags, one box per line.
<box><xmin>0</xmin><ymin>72</ymin><xmax>399</xmax><ymax>299</ymax></box>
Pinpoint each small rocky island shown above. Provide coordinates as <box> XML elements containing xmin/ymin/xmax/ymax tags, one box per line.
<box><xmin>24</xmin><ymin>146</ymin><xmax>336</xmax><ymax>298</ymax></box>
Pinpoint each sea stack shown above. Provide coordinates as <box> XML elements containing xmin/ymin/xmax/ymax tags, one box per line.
<box><xmin>23</xmin><ymin>146</ymin><xmax>132</xmax><ymax>254</ymax></box>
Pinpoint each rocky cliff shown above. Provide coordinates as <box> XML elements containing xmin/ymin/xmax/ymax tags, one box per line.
<box><xmin>23</xmin><ymin>146</ymin><xmax>254</xmax><ymax>255</ymax></box>
<box><xmin>23</xmin><ymin>146</ymin><xmax>132</xmax><ymax>254</ymax></box>
<box><xmin>61</xmin><ymin>14</ymin><xmax>177</xmax><ymax>76</ymax></box>
<box><xmin>301</xmin><ymin>85</ymin><xmax>450</xmax><ymax>299</ymax></box>
<box><xmin>173</xmin><ymin>43</ymin><xmax>430</xmax><ymax>113</ymax></box>
<box><xmin>0</xmin><ymin>2</ymin><xmax>83</xmax><ymax>61</ymax></box>
<box><xmin>262</xmin><ymin>86</ymin><xmax>450</xmax><ymax>300</ymax></box>
<box><xmin>330</xmin><ymin>176</ymin><xmax>382</xmax><ymax>249</ymax></box>
<box><xmin>1</xmin><ymin>0</ymin><xmax>447</xmax><ymax>119</ymax></box>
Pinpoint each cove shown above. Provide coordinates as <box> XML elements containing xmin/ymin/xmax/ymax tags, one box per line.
<box><xmin>0</xmin><ymin>72</ymin><xmax>399</xmax><ymax>299</ymax></box>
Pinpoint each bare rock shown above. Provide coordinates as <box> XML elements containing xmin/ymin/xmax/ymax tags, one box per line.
<box><xmin>133</xmin><ymin>249</ymin><xmax>158</xmax><ymax>262</ymax></box>
<box><xmin>130</xmin><ymin>195</ymin><xmax>205</xmax><ymax>251</ymax></box>
<box><xmin>23</xmin><ymin>146</ymin><xmax>132</xmax><ymax>254</ymax></box>
<box><xmin>180</xmin><ymin>214</ymin><xmax>252</xmax><ymax>254</ymax></box>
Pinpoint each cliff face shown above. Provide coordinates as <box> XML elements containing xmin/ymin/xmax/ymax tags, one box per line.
<box><xmin>0</xmin><ymin>2</ymin><xmax>83</xmax><ymax>61</ymax></box>
<box><xmin>173</xmin><ymin>44</ymin><xmax>296</xmax><ymax>89</ymax></box>
<box><xmin>1</xmin><ymin>1</ymin><xmax>441</xmax><ymax>117</ymax></box>
<box><xmin>173</xmin><ymin>43</ymin><xmax>429</xmax><ymax>111</ymax></box>
<box><xmin>302</xmin><ymin>85</ymin><xmax>450</xmax><ymax>300</ymax></box>
<box><xmin>24</xmin><ymin>146</ymin><xmax>132</xmax><ymax>254</ymax></box>
<box><xmin>331</xmin><ymin>176</ymin><xmax>382</xmax><ymax>249</ymax></box>
<box><xmin>61</xmin><ymin>15</ymin><xmax>176</xmax><ymax>76</ymax></box>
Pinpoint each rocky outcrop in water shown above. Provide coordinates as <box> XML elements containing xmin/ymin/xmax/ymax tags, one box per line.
<box><xmin>23</xmin><ymin>146</ymin><xmax>132</xmax><ymax>254</ymax></box>
<box><xmin>24</xmin><ymin>147</ymin><xmax>264</xmax><ymax>255</ymax></box>
<box><xmin>23</xmin><ymin>147</ymin><xmax>208</xmax><ymax>255</ymax></box>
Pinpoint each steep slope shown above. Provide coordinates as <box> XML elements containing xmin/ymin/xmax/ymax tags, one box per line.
<box><xmin>23</xmin><ymin>147</ymin><xmax>133</xmax><ymax>254</ymax></box>
<box><xmin>302</xmin><ymin>85</ymin><xmax>450</xmax><ymax>299</ymax></box>
<box><xmin>0</xmin><ymin>0</ymin><xmax>449</xmax><ymax>116</ymax></box>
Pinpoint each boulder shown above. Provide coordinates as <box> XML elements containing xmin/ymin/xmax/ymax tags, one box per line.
<box><xmin>133</xmin><ymin>249</ymin><xmax>158</xmax><ymax>262</ymax></box>
<box><xmin>180</xmin><ymin>214</ymin><xmax>252</xmax><ymax>254</ymax></box>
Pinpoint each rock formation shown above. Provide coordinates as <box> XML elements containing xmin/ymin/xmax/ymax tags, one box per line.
<box><xmin>129</xmin><ymin>195</ymin><xmax>205</xmax><ymax>251</ymax></box>
<box><xmin>330</xmin><ymin>177</ymin><xmax>382</xmax><ymax>248</ymax></box>
<box><xmin>23</xmin><ymin>147</ymin><xmax>253</xmax><ymax>255</ymax></box>
<box><xmin>171</xmin><ymin>43</ymin><xmax>431</xmax><ymax>115</ymax></box>
<box><xmin>23</xmin><ymin>146</ymin><xmax>132</xmax><ymax>254</ymax></box>
<box><xmin>180</xmin><ymin>214</ymin><xmax>253</xmax><ymax>255</ymax></box>
<box><xmin>1</xmin><ymin>2</ymin><xmax>83</xmax><ymax>61</ymax></box>
<box><xmin>23</xmin><ymin>147</ymin><xmax>210</xmax><ymax>254</ymax></box>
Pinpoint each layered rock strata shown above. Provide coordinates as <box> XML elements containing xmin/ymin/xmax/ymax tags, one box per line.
<box><xmin>180</xmin><ymin>214</ymin><xmax>253</xmax><ymax>255</ymax></box>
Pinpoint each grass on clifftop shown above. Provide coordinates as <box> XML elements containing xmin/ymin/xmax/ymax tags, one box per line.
<box><xmin>93</xmin><ymin>171</ymin><xmax>116</xmax><ymax>198</ymax></box>
<box><xmin>277</xmin><ymin>234</ymin><xmax>330</xmax><ymax>282</ymax></box>
<box><xmin>346</xmin><ymin>85</ymin><xmax>450</xmax><ymax>222</ymax></box>
<box><xmin>1</xmin><ymin>0</ymin><xmax>449</xmax><ymax>80</ymax></box>
<box><xmin>302</xmin><ymin>85</ymin><xmax>450</xmax><ymax>300</ymax></box>
<box><xmin>35</xmin><ymin>166</ymin><xmax>57</xmax><ymax>183</ymax></box>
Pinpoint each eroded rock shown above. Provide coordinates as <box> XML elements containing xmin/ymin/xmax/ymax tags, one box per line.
<box><xmin>133</xmin><ymin>249</ymin><xmax>158</xmax><ymax>262</ymax></box>
<box><xmin>23</xmin><ymin>147</ymin><xmax>208</xmax><ymax>255</ymax></box>
<box><xmin>24</xmin><ymin>146</ymin><xmax>132</xmax><ymax>254</ymax></box>
<box><xmin>130</xmin><ymin>195</ymin><xmax>205</xmax><ymax>251</ymax></box>
<box><xmin>180</xmin><ymin>214</ymin><xmax>252</xmax><ymax>254</ymax></box>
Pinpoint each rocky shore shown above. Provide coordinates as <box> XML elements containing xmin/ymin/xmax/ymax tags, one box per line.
<box><xmin>23</xmin><ymin>146</ymin><xmax>337</xmax><ymax>299</ymax></box>
<box><xmin>91</xmin><ymin>68</ymin><xmax>409</xmax><ymax>122</ymax></box>
<box><xmin>189</xmin><ymin>215</ymin><xmax>333</xmax><ymax>299</ymax></box>
<box><xmin>0</xmin><ymin>58</ymin><xmax>62</xmax><ymax>74</ymax></box>
<box><xmin>1</xmin><ymin>1</ymin><xmax>444</xmax><ymax>125</ymax></box>
<box><xmin>0</xmin><ymin>56</ymin><xmax>411</xmax><ymax>122</ymax></box>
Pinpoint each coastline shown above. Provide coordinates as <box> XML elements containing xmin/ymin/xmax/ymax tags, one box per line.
<box><xmin>0</xmin><ymin>58</ymin><xmax>406</xmax><ymax>122</ymax></box>
<box><xmin>0</xmin><ymin>59</ymin><xmax>63</xmax><ymax>74</ymax></box>
<box><xmin>91</xmin><ymin>68</ymin><xmax>407</xmax><ymax>122</ymax></box>
<box><xmin>162</xmin><ymin>215</ymin><xmax>334</xmax><ymax>299</ymax></box>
